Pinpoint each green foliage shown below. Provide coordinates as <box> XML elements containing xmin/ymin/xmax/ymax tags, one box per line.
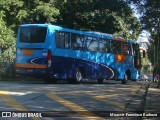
<box><xmin>22</xmin><ymin>0</ymin><xmax>59</xmax><ymax>23</ymax></box>
<box><xmin>0</xmin><ymin>0</ymin><xmax>141</xmax><ymax>62</ymax></box>
<box><xmin>0</xmin><ymin>0</ymin><xmax>60</xmax><ymax>62</ymax></box>
<box><xmin>0</xmin><ymin>11</ymin><xmax>15</xmax><ymax>62</ymax></box>
<box><xmin>0</xmin><ymin>0</ymin><xmax>59</xmax><ymax>28</ymax></box>
<box><xmin>141</xmin><ymin>55</ymin><xmax>152</xmax><ymax>74</ymax></box>
<box><xmin>130</xmin><ymin>0</ymin><xmax>160</xmax><ymax>30</ymax></box>
<box><xmin>130</xmin><ymin>0</ymin><xmax>160</xmax><ymax>66</ymax></box>
<box><xmin>56</xmin><ymin>0</ymin><xmax>140</xmax><ymax>39</ymax></box>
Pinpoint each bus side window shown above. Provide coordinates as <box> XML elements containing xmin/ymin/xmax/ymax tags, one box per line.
<box><xmin>121</xmin><ymin>42</ymin><xmax>129</xmax><ymax>55</ymax></box>
<box><xmin>71</xmin><ymin>34</ymin><xmax>85</xmax><ymax>50</ymax></box>
<box><xmin>99</xmin><ymin>39</ymin><xmax>110</xmax><ymax>53</ymax></box>
<box><xmin>56</xmin><ymin>31</ymin><xmax>70</xmax><ymax>49</ymax></box>
<box><xmin>111</xmin><ymin>41</ymin><xmax>121</xmax><ymax>54</ymax></box>
<box><xmin>86</xmin><ymin>37</ymin><xmax>98</xmax><ymax>52</ymax></box>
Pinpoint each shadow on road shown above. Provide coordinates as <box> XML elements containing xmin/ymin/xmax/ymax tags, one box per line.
<box><xmin>20</xmin><ymin>78</ymin><xmax>130</xmax><ymax>85</ymax></box>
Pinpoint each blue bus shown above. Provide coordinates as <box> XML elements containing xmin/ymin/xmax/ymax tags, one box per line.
<box><xmin>16</xmin><ymin>24</ymin><xmax>142</xmax><ymax>84</ymax></box>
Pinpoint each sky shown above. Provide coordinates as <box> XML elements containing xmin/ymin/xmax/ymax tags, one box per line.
<box><xmin>129</xmin><ymin>2</ymin><xmax>150</xmax><ymax>47</ymax></box>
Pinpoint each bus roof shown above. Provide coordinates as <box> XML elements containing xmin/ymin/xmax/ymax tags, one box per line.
<box><xmin>20</xmin><ymin>24</ymin><xmax>113</xmax><ymax>39</ymax></box>
<box><xmin>87</xmin><ymin>31</ymin><xmax>113</xmax><ymax>39</ymax></box>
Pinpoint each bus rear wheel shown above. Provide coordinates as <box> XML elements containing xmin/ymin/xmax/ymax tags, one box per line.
<box><xmin>44</xmin><ymin>78</ymin><xmax>57</xmax><ymax>84</ymax></box>
<box><xmin>74</xmin><ymin>68</ymin><xmax>83</xmax><ymax>83</ymax></box>
<box><xmin>98</xmin><ymin>79</ymin><xmax>104</xmax><ymax>84</ymax></box>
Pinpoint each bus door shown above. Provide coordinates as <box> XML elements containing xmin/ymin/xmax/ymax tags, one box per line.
<box><xmin>16</xmin><ymin>25</ymin><xmax>50</xmax><ymax>75</ymax></box>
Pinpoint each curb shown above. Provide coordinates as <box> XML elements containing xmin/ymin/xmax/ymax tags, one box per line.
<box><xmin>124</xmin><ymin>83</ymin><xmax>150</xmax><ymax>112</ymax></box>
<box><xmin>118</xmin><ymin>82</ymin><xmax>150</xmax><ymax>120</ymax></box>
<box><xmin>143</xmin><ymin>82</ymin><xmax>160</xmax><ymax>120</ymax></box>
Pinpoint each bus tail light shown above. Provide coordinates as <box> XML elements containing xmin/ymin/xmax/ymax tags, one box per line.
<box><xmin>48</xmin><ymin>50</ymin><xmax>52</xmax><ymax>68</ymax></box>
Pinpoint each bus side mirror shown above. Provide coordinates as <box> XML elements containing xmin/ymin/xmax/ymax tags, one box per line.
<box><xmin>143</xmin><ymin>50</ymin><xmax>145</xmax><ymax>58</ymax></box>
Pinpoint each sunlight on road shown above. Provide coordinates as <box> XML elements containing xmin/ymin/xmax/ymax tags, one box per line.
<box><xmin>46</xmin><ymin>92</ymin><xmax>104</xmax><ymax>120</ymax></box>
<box><xmin>0</xmin><ymin>91</ymin><xmax>31</xmax><ymax>96</ymax></box>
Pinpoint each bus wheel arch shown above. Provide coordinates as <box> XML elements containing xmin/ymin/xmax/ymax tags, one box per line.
<box><xmin>122</xmin><ymin>70</ymin><xmax>131</xmax><ymax>84</ymax></box>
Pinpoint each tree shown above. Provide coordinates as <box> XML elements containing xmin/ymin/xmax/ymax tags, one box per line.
<box><xmin>129</xmin><ymin>0</ymin><xmax>160</xmax><ymax>66</ymax></box>
<box><xmin>0</xmin><ymin>0</ymin><xmax>60</xmax><ymax>62</ymax></box>
<box><xmin>0</xmin><ymin>11</ymin><xmax>15</xmax><ymax>62</ymax></box>
<box><xmin>56</xmin><ymin>0</ymin><xmax>140</xmax><ymax>39</ymax></box>
<box><xmin>0</xmin><ymin>0</ymin><xmax>141</xmax><ymax>61</ymax></box>
<box><xmin>0</xmin><ymin>0</ymin><xmax>60</xmax><ymax>29</ymax></box>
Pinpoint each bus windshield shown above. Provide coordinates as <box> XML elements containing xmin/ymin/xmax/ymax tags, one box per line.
<box><xmin>20</xmin><ymin>26</ymin><xmax>47</xmax><ymax>43</ymax></box>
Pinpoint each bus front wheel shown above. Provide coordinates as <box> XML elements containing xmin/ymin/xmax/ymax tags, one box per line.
<box><xmin>122</xmin><ymin>73</ymin><xmax>128</xmax><ymax>84</ymax></box>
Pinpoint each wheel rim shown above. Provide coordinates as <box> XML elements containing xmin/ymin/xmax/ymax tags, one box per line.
<box><xmin>125</xmin><ymin>74</ymin><xmax>128</xmax><ymax>81</ymax></box>
<box><xmin>76</xmin><ymin>70</ymin><xmax>82</xmax><ymax>82</ymax></box>
<box><xmin>124</xmin><ymin>74</ymin><xmax>128</xmax><ymax>84</ymax></box>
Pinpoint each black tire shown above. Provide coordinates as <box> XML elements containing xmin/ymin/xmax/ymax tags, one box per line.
<box><xmin>74</xmin><ymin>68</ymin><xmax>83</xmax><ymax>83</ymax></box>
<box><xmin>67</xmin><ymin>79</ymin><xmax>75</xmax><ymax>84</ymax></box>
<box><xmin>98</xmin><ymin>79</ymin><xmax>103</xmax><ymax>84</ymax></box>
<box><xmin>122</xmin><ymin>73</ymin><xmax>128</xmax><ymax>84</ymax></box>
<box><xmin>44</xmin><ymin>78</ymin><xmax>57</xmax><ymax>84</ymax></box>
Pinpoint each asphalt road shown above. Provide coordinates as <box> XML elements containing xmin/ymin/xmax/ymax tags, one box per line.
<box><xmin>0</xmin><ymin>79</ymin><xmax>149</xmax><ymax>120</ymax></box>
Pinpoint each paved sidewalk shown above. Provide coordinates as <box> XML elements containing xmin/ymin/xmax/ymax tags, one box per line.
<box><xmin>118</xmin><ymin>81</ymin><xmax>159</xmax><ymax>120</ymax></box>
<box><xmin>143</xmin><ymin>82</ymin><xmax>160</xmax><ymax>120</ymax></box>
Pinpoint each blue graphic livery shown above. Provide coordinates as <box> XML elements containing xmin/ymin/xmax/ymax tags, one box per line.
<box><xmin>16</xmin><ymin>24</ymin><xmax>142</xmax><ymax>84</ymax></box>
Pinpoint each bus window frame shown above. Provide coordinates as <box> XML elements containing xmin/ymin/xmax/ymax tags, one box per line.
<box><xmin>99</xmin><ymin>38</ymin><xmax>111</xmax><ymax>53</ymax></box>
<box><xmin>55</xmin><ymin>30</ymin><xmax>70</xmax><ymax>49</ymax></box>
<box><xmin>121</xmin><ymin>42</ymin><xmax>130</xmax><ymax>55</ymax></box>
<box><xmin>71</xmin><ymin>33</ymin><xmax>86</xmax><ymax>51</ymax></box>
<box><xmin>20</xmin><ymin>26</ymin><xmax>47</xmax><ymax>43</ymax></box>
<box><xmin>85</xmin><ymin>36</ymin><xmax>99</xmax><ymax>52</ymax></box>
<box><xmin>111</xmin><ymin>40</ymin><xmax>122</xmax><ymax>54</ymax></box>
